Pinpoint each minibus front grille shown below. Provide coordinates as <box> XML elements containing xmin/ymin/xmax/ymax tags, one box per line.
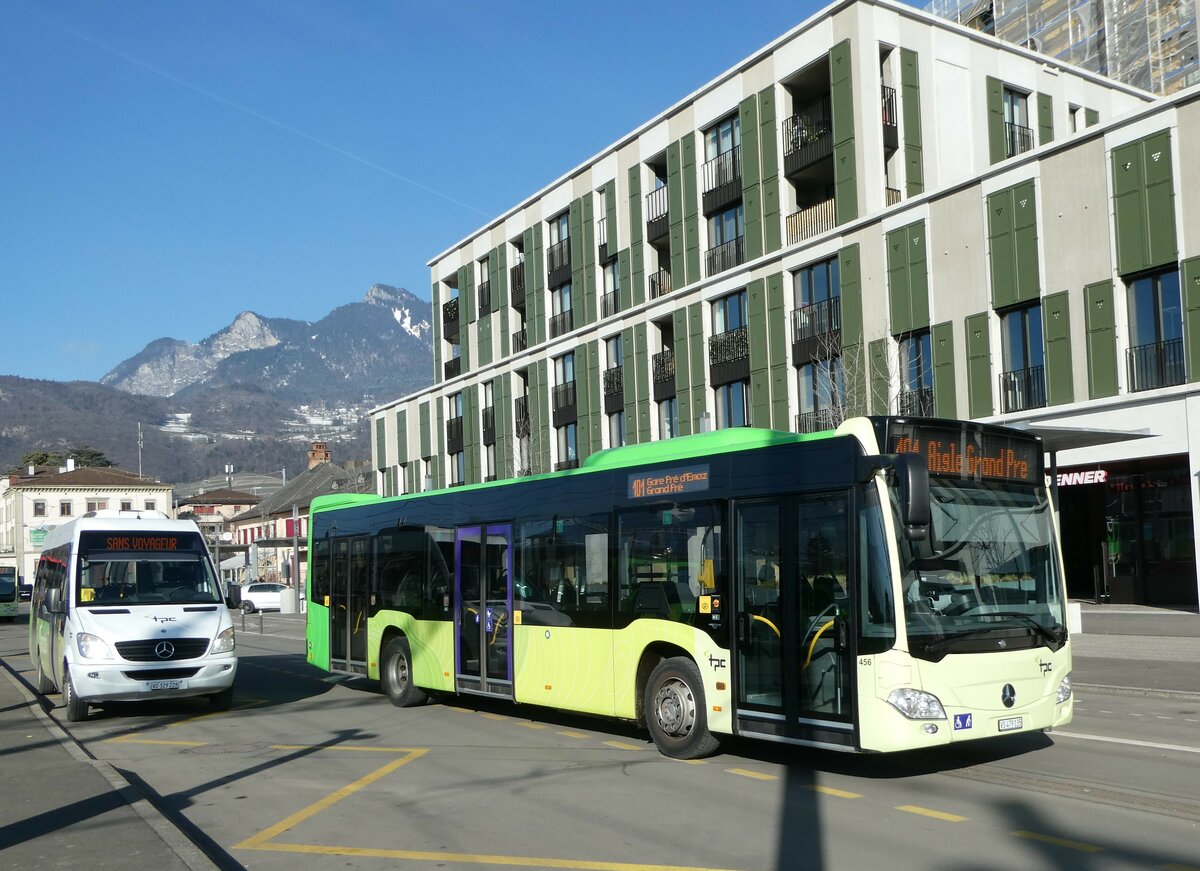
<box><xmin>115</xmin><ymin>638</ymin><xmax>211</xmax><ymax>661</ymax></box>
<box><xmin>121</xmin><ymin>668</ymin><xmax>202</xmax><ymax>681</ymax></box>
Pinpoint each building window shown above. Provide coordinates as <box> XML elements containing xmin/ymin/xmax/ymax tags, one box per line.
<box><xmin>550</xmin><ymin>211</ymin><xmax>569</xmax><ymax>245</ymax></box>
<box><xmin>609</xmin><ymin>409</ymin><xmax>626</xmax><ymax>448</ymax></box>
<box><xmin>705</xmin><ymin>114</ymin><xmax>740</xmax><ymax>161</ymax></box>
<box><xmin>602</xmin><ymin>260</ymin><xmax>621</xmax><ymax>318</ymax></box>
<box><xmin>556</xmin><ymin>422</ymin><xmax>578</xmax><ymax>470</ymax></box>
<box><xmin>60</xmin><ymin>500</ymin><xmax>73</xmax><ymax>516</ymax></box>
<box><xmin>713</xmin><ymin>288</ymin><xmax>748</xmax><ymax>334</ymax></box>
<box><xmin>999</xmin><ymin>304</ymin><xmax>1046</xmax><ymax>412</ymax></box>
<box><xmin>449</xmin><ymin>451</ymin><xmax>465</xmax><ymax>486</ymax></box>
<box><xmin>658</xmin><ymin>397</ymin><xmax>679</xmax><ymax>439</ymax></box>
<box><xmin>86</xmin><ymin>499</ymin><xmax>109</xmax><ymax>513</ymax></box>
<box><xmin>898</xmin><ymin>331</ymin><xmax>934</xmax><ymax>415</ymax></box>
<box><xmin>121</xmin><ymin>500</ymin><xmax>133</xmax><ymax>511</ymax></box>
<box><xmin>145</xmin><ymin>500</ymin><xmax>156</xmax><ymax>512</ymax></box>
<box><xmin>484</xmin><ymin>444</ymin><xmax>496</xmax><ymax>481</ymax></box>
<box><xmin>555</xmin><ymin>351</ymin><xmax>575</xmax><ymax>385</ymax></box>
<box><xmin>706</xmin><ymin>204</ymin><xmax>745</xmax><ymax>275</ymax></box>
<box><xmin>33</xmin><ymin>500</ymin><xmax>46</xmax><ymax>518</ymax></box>
<box><xmin>797</xmin><ymin>358</ymin><xmax>846</xmax><ymax>430</ymax></box>
<box><xmin>1003</xmin><ymin>87</ymin><xmax>1032</xmax><ymax>157</ymax></box>
<box><xmin>794</xmin><ymin>256</ymin><xmax>842</xmax><ymax>345</ymax></box>
<box><xmin>550</xmin><ymin>282</ymin><xmax>573</xmax><ymax>337</ymax></box>
<box><xmin>1127</xmin><ymin>269</ymin><xmax>1185</xmax><ymax>391</ymax></box>
<box><xmin>606</xmin><ymin>334</ymin><xmax>623</xmax><ymax>368</ymax></box>
<box><xmin>715</xmin><ymin>380</ymin><xmax>750</xmax><ymax>429</ymax></box>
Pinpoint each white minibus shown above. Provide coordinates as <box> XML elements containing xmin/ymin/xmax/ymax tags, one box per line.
<box><xmin>27</xmin><ymin>510</ymin><xmax>237</xmax><ymax>721</ymax></box>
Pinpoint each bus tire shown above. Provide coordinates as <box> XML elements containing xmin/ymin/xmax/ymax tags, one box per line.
<box><xmin>645</xmin><ymin>657</ymin><xmax>720</xmax><ymax>759</ymax></box>
<box><xmin>381</xmin><ymin>637</ymin><xmax>426</xmax><ymax>708</ymax></box>
<box><xmin>35</xmin><ymin>655</ymin><xmax>55</xmax><ymax>694</ymax></box>
<box><xmin>208</xmin><ymin>685</ymin><xmax>235</xmax><ymax>712</ymax></box>
<box><xmin>63</xmin><ymin>667</ymin><xmax>89</xmax><ymax>722</ymax></box>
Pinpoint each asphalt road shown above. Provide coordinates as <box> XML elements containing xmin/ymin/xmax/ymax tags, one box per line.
<box><xmin>4</xmin><ymin>610</ymin><xmax>1199</xmax><ymax>871</ymax></box>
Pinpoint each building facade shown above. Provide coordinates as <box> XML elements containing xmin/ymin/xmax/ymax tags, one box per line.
<box><xmin>372</xmin><ymin>0</ymin><xmax>1200</xmax><ymax>608</ymax></box>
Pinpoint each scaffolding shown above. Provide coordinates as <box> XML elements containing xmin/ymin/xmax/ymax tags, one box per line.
<box><xmin>926</xmin><ymin>0</ymin><xmax>1199</xmax><ymax>93</ymax></box>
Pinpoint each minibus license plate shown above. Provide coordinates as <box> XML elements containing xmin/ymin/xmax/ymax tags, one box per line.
<box><xmin>149</xmin><ymin>679</ymin><xmax>185</xmax><ymax>691</ymax></box>
<box><xmin>998</xmin><ymin>716</ymin><xmax>1023</xmax><ymax>732</ymax></box>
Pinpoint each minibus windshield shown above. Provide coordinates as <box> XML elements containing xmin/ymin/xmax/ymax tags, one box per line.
<box><xmin>75</xmin><ymin>532</ymin><xmax>222</xmax><ymax>607</ymax></box>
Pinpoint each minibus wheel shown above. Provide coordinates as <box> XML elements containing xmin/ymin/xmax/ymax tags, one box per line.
<box><xmin>62</xmin><ymin>667</ymin><xmax>89</xmax><ymax>722</ymax></box>
<box><xmin>208</xmin><ymin>685</ymin><xmax>234</xmax><ymax>712</ymax></box>
<box><xmin>645</xmin><ymin>657</ymin><xmax>720</xmax><ymax>759</ymax></box>
<box><xmin>381</xmin><ymin>636</ymin><xmax>427</xmax><ymax>708</ymax></box>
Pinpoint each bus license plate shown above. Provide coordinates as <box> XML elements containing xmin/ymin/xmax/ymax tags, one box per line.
<box><xmin>998</xmin><ymin>716</ymin><xmax>1023</xmax><ymax>732</ymax></box>
<box><xmin>148</xmin><ymin>679</ymin><xmax>185</xmax><ymax>691</ymax></box>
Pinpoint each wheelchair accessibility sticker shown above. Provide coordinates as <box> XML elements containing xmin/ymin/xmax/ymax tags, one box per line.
<box><xmin>953</xmin><ymin>713</ymin><xmax>973</xmax><ymax>730</ymax></box>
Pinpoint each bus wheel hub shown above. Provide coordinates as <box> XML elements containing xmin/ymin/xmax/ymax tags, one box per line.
<box><xmin>654</xmin><ymin>678</ymin><xmax>695</xmax><ymax>737</ymax></box>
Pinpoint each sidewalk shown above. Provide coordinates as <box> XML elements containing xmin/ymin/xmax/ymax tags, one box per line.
<box><xmin>0</xmin><ymin>661</ymin><xmax>217</xmax><ymax>871</ymax></box>
<box><xmin>1072</xmin><ymin>602</ymin><xmax>1200</xmax><ymax>698</ymax></box>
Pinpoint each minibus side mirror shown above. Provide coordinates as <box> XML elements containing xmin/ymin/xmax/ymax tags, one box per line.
<box><xmin>894</xmin><ymin>454</ymin><xmax>931</xmax><ymax>541</ymax></box>
<box><xmin>44</xmin><ymin>588</ymin><xmax>63</xmax><ymax>614</ymax></box>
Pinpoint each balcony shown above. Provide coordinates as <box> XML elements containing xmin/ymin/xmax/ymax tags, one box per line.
<box><xmin>510</xmin><ymin>260</ymin><xmax>526</xmax><ymax>310</ymax></box>
<box><xmin>652</xmin><ymin>348</ymin><xmax>676</xmax><ymax>401</ymax></box>
<box><xmin>602</xmin><ymin>290</ymin><xmax>621</xmax><ymax>319</ymax></box>
<box><xmin>885</xmin><ymin>187</ymin><xmax>901</xmax><ymax>207</ymax></box>
<box><xmin>701</xmin><ymin>145</ymin><xmax>742</xmax><ymax>215</ymax></box>
<box><xmin>547</xmin><ymin>238</ymin><xmax>571</xmax><ymax>288</ymax></box>
<box><xmin>513</xmin><ymin>328</ymin><xmax>527</xmax><ymax>353</ymax></box>
<box><xmin>709</xmin><ymin>325</ymin><xmax>750</xmax><ymax>386</ymax></box>
<box><xmin>649</xmin><ymin>269</ymin><xmax>673</xmax><ymax>300</ymax></box>
<box><xmin>446</xmin><ymin>415</ymin><xmax>464</xmax><ymax>453</ymax></box>
<box><xmin>881</xmin><ymin>85</ymin><xmax>898</xmax><ymax>152</ymax></box>
<box><xmin>549</xmin><ymin>309</ymin><xmax>574</xmax><ymax>339</ymax></box>
<box><xmin>442</xmin><ymin>296</ymin><xmax>460</xmax><ymax>339</ymax></box>
<box><xmin>796</xmin><ymin>407</ymin><xmax>844</xmax><ymax>434</ymax></box>
<box><xmin>1127</xmin><ymin>338</ymin><xmax>1186</xmax><ymax>392</ymax></box>
<box><xmin>477</xmin><ymin>280</ymin><xmax>491</xmax><ymax>317</ymax></box>
<box><xmin>482</xmin><ymin>405</ymin><xmax>495</xmax><ymax>445</ymax></box>
<box><xmin>786</xmin><ymin>199</ymin><xmax>837</xmax><ymax>246</ymax></box>
<box><xmin>898</xmin><ymin>386</ymin><xmax>935</xmax><ymax>417</ymax></box>
<box><xmin>603</xmin><ymin>365</ymin><xmax>624</xmax><ymax>413</ymax></box>
<box><xmin>999</xmin><ymin>365</ymin><xmax>1047</xmax><ymax>413</ymax></box>
<box><xmin>514</xmin><ymin>395</ymin><xmax>531</xmax><ymax>438</ymax></box>
<box><xmin>791</xmin><ymin>297</ymin><xmax>841</xmax><ymax>365</ymax></box>
<box><xmin>552</xmin><ymin>381</ymin><xmax>577</xmax><ymax>426</ymax></box>
<box><xmin>705</xmin><ymin>235</ymin><xmax>745</xmax><ymax>277</ymax></box>
<box><xmin>1005</xmin><ymin>121</ymin><xmax>1033</xmax><ymax>159</ymax></box>
<box><xmin>443</xmin><ymin>356</ymin><xmax>461</xmax><ymax>380</ymax></box>
<box><xmin>783</xmin><ymin>98</ymin><xmax>833</xmax><ymax>178</ymax></box>
<box><xmin>645</xmin><ymin>184</ymin><xmax>669</xmax><ymax>243</ymax></box>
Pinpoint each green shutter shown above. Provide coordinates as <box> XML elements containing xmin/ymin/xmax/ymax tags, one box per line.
<box><xmin>740</xmin><ymin>96</ymin><xmax>762</xmax><ymax>262</ymax></box>
<box><xmin>498</xmin><ymin>246</ymin><xmax>510</xmax><ymax>358</ymax></box>
<box><xmin>623</xmin><ymin>325</ymin><xmax>638</xmax><ymax>443</ymax></box>
<box><xmin>1084</xmin><ymin>108</ymin><xmax>1099</xmax><ymax>127</ymax></box>
<box><xmin>668</xmin><ymin>142</ymin><xmax>685</xmax><ymax>286</ymax></box>
<box><xmin>1084</xmin><ymin>280</ymin><xmax>1119</xmax><ymax>398</ymax></box>
<box><xmin>605</xmin><ymin>183</ymin><xmax>618</xmax><ymax>256</ymax></box>
<box><xmin>576</xmin><ymin>342</ymin><xmax>592</xmax><ymax>458</ymax></box>
<box><xmin>419</xmin><ymin>400</ymin><xmax>431</xmax><ymax>459</ymax></box>
<box><xmin>618</xmin><ymin>248</ymin><xmax>632</xmax><ymax>314</ymax></box>
<box><xmin>463</xmin><ymin>386</ymin><xmax>479</xmax><ymax>484</ymax></box>
<box><xmin>758</xmin><ymin>86</ymin><xmax>781</xmax><ymax>254</ymax></box>
<box><xmin>688</xmin><ymin>303</ymin><xmax>705</xmax><ymax>429</ymax></box>
<box><xmin>988</xmin><ymin>187</ymin><xmax>1017</xmax><ymax>309</ymax></box>
<box><xmin>673</xmin><ymin>308</ymin><xmax>691</xmax><ymax>436</ymax></box>
<box><xmin>1012</xmin><ymin>180</ymin><xmax>1041</xmax><ymax>303</ymax></box>
<box><xmin>1037</xmin><ymin>92</ymin><xmax>1054</xmax><ymax>145</ymax></box>
<box><xmin>830</xmin><ymin>39</ymin><xmax>857</xmax><ymax>224</ymax></box>
<box><xmin>966</xmin><ymin>312</ymin><xmax>992</xmax><ymax>418</ymax></box>
<box><xmin>1112</xmin><ymin>141</ymin><xmax>1147</xmax><ymax>276</ymax></box>
<box><xmin>460</xmin><ymin>265</ymin><xmax>475</xmax><ymax>327</ymax></box>
<box><xmin>634</xmin><ymin>323</ymin><xmax>651</xmax><ymax>442</ymax></box>
<box><xmin>434</xmin><ymin>401</ymin><xmax>445</xmax><ymax>489</ymax></box>
<box><xmin>1043</xmin><ymin>291</ymin><xmax>1074</xmax><ymax>404</ymax></box>
<box><xmin>1183</xmin><ymin>257</ymin><xmax>1200</xmax><ymax>383</ymax></box>
<box><xmin>887</xmin><ymin>227</ymin><xmax>911</xmax><ymax>335</ymax></box>
<box><xmin>986</xmin><ymin>77</ymin><xmax>1006</xmax><ymax>165</ymax></box>
<box><xmin>839</xmin><ymin>245</ymin><xmax>867</xmax><ymax>417</ymax></box>
<box><xmin>374</xmin><ymin>416</ymin><xmax>386</xmax><ymax>470</ymax></box>
<box><xmin>1143</xmin><ymin>131</ymin><xmax>1177</xmax><ymax>270</ymax></box>
<box><xmin>907</xmin><ymin>221</ymin><xmax>929</xmax><ymax>330</ymax></box>
<box><xmin>395</xmin><ymin>409</ymin><xmax>407</xmax><ymax>464</ymax></box>
<box><xmin>627</xmin><ymin>165</ymin><xmax>646</xmax><ymax>305</ymax></box>
<box><xmin>900</xmin><ymin>48</ymin><xmax>923</xmax><ymax>196</ymax></box>
<box><xmin>932</xmin><ymin>322</ymin><xmax>956</xmax><ymax>418</ymax></box>
<box><xmin>682</xmin><ymin>135</ymin><xmax>700</xmax><ymax>284</ymax></box>
<box><xmin>767</xmin><ymin>273</ymin><xmax>788</xmax><ymax>430</ymax></box>
<box><xmin>748</xmin><ymin>278</ymin><xmax>770</xmax><ymax>426</ymax></box>
<box><xmin>432</xmin><ymin>281</ymin><xmax>443</xmax><ymax>385</ymax></box>
<box><xmin>869</xmin><ymin>339</ymin><xmax>890</xmax><ymax>415</ymax></box>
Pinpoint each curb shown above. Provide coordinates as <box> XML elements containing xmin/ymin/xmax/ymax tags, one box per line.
<box><xmin>1075</xmin><ymin>681</ymin><xmax>1200</xmax><ymax>701</ymax></box>
<box><xmin>0</xmin><ymin>659</ymin><xmax>220</xmax><ymax>871</ymax></box>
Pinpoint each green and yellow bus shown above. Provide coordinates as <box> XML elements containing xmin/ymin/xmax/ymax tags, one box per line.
<box><xmin>0</xmin><ymin>566</ymin><xmax>17</xmax><ymax>622</ymax></box>
<box><xmin>305</xmin><ymin>416</ymin><xmax>1072</xmax><ymax>758</ymax></box>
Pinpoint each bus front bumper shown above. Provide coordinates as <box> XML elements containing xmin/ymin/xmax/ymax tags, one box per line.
<box><xmin>70</xmin><ymin>659</ymin><xmax>237</xmax><ymax>703</ymax></box>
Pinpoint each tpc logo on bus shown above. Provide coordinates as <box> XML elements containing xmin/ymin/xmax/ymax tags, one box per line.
<box><xmin>953</xmin><ymin>713</ymin><xmax>973</xmax><ymax>730</ymax></box>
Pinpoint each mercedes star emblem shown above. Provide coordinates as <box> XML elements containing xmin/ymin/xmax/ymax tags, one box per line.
<box><xmin>155</xmin><ymin>641</ymin><xmax>175</xmax><ymax>660</ymax></box>
<box><xmin>1001</xmin><ymin>683</ymin><xmax>1016</xmax><ymax>708</ymax></box>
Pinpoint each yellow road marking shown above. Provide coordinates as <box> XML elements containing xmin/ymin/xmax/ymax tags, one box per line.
<box><xmin>896</xmin><ymin>805</ymin><xmax>968</xmax><ymax>822</ymax></box>
<box><xmin>806</xmin><ymin>784</ymin><xmax>862</xmax><ymax>799</ymax></box>
<box><xmin>518</xmin><ymin>721</ymin><xmax>548</xmax><ymax>730</ymax></box>
<box><xmin>603</xmin><ymin>740</ymin><xmax>643</xmax><ymax>751</ymax></box>
<box><xmin>105</xmin><ymin>735</ymin><xmax>207</xmax><ymax>747</ymax></box>
<box><xmin>481</xmin><ymin>712</ymin><xmax>509</xmax><ymax>721</ymax></box>
<box><xmin>168</xmin><ymin>699</ymin><xmax>266</xmax><ymax>728</ymax></box>
<box><xmin>558</xmin><ymin>730</ymin><xmax>589</xmax><ymax>739</ymax></box>
<box><xmin>1011</xmin><ymin>831</ymin><xmax>1104</xmax><ymax>853</ymax></box>
<box><xmin>270</xmin><ymin>745</ymin><xmax>424</xmax><ymax>753</ymax></box>
<box><xmin>726</xmin><ymin>768</ymin><xmax>776</xmax><ymax>781</ymax></box>
<box><xmin>669</xmin><ymin>758</ymin><xmax>707</xmax><ymax>765</ymax></box>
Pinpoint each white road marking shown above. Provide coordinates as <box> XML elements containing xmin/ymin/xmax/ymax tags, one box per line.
<box><xmin>1054</xmin><ymin>731</ymin><xmax>1200</xmax><ymax>755</ymax></box>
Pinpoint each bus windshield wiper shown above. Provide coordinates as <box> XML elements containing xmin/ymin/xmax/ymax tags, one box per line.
<box><xmin>984</xmin><ymin>611</ymin><xmax>1067</xmax><ymax>646</ymax></box>
<box><xmin>920</xmin><ymin>628</ymin><xmax>996</xmax><ymax>654</ymax></box>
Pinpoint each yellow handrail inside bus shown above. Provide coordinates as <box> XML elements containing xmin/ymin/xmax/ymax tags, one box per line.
<box><xmin>751</xmin><ymin>614</ymin><xmax>780</xmax><ymax>637</ymax></box>
<box><xmin>803</xmin><ymin>619</ymin><xmax>835</xmax><ymax>668</ymax></box>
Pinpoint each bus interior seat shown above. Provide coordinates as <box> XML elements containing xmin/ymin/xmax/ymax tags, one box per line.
<box><xmin>633</xmin><ymin>582</ymin><xmax>680</xmax><ymax>618</ymax></box>
<box><xmin>811</xmin><ymin>575</ymin><xmax>841</xmax><ymax>611</ymax></box>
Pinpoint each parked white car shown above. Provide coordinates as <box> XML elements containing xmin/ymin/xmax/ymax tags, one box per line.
<box><xmin>239</xmin><ymin>582</ymin><xmax>287</xmax><ymax>613</ymax></box>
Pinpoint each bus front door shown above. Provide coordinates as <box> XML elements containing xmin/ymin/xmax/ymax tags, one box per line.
<box><xmin>454</xmin><ymin>525</ymin><xmax>513</xmax><ymax>698</ymax></box>
<box><xmin>329</xmin><ymin>536</ymin><xmax>371</xmax><ymax>674</ymax></box>
<box><xmin>734</xmin><ymin>494</ymin><xmax>854</xmax><ymax>748</ymax></box>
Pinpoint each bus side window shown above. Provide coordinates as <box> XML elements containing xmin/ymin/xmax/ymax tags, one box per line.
<box><xmin>858</xmin><ymin>485</ymin><xmax>896</xmax><ymax>654</ymax></box>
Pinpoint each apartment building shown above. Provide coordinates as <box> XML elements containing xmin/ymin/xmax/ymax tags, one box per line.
<box><xmin>371</xmin><ymin>0</ymin><xmax>1200</xmax><ymax>608</ymax></box>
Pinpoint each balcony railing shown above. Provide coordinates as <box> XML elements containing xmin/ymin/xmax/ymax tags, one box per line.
<box><xmin>549</xmin><ymin>309</ymin><xmax>574</xmax><ymax>338</ymax></box>
<box><xmin>783</xmin><ymin>99</ymin><xmax>833</xmax><ymax>176</ymax></box>
<box><xmin>796</xmin><ymin>407</ymin><xmax>844</xmax><ymax>434</ymax></box>
<box><xmin>898</xmin><ymin>386</ymin><xmax>935</xmax><ymax>416</ymax></box>
<box><xmin>446</xmin><ymin>415</ymin><xmax>463</xmax><ymax>449</ymax></box>
<box><xmin>708</xmin><ymin>325</ymin><xmax>750</xmax><ymax>367</ymax></box>
<box><xmin>705</xmin><ymin>235</ymin><xmax>745</xmax><ymax>277</ymax></box>
<box><xmin>443</xmin><ymin>356</ymin><xmax>461</xmax><ymax>380</ymax></box>
<box><xmin>653</xmin><ymin>349</ymin><xmax>675</xmax><ymax>384</ymax></box>
<box><xmin>552</xmin><ymin>381</ymin><xmax>577</xmax><ymax>411</ymax></box>
<box><xmin>513</xmin><ymin>328</ymin><xmax>527</xmax><ymax>353</ymax></box>
<box><xmin>554</xmin><ymin>458</ymin><xmax>579</xmax><ymax>472</ymax></box>
<box><xmin>999</xmin><ymin>365</ymin><xmax>1047</xmax><ymax>413</ymax></box>
<box><xmin>442</xmin><ymin>296</ymin><xmax>460</xmax><ymax>331</ymax></box>
<box><xmin>603</xmin><ymin>366</ymin><xmax>624</xmax><ymax>397</ymax></box>
<box><xmin>645</xmin><ymin>185</ymin><xmax>669</xmax><ymax>222</ymax></box>
<box><xmin>477</xmin><ymin>280</ymin><xmax>491</xmax><ymax>317</ymax></box>
<box><xmin>701</xmin><ymin>145</ymin><xmax>741</xmax><ymax>194</ymax></box>
<box><xmin>881</xmin><ymin>85</ymin><xmax>898</xmax><ymax>151</ymax></box>
<box><xmin>1005</xmin><ymin>121</ymin><xmax>1034</xmax><ymax>158</ymax></box>
<box><xmin>1127</xmin><ymin>337</ymin><xmax>1186</xmax><ymax>392</ymax></box>
<box><xmin>785</xmin><ymin>199</ymin><xmax>837</xmax><ymax>245</ymax></box>
<box><xmin>602</xmin><ymin>290</ymin><xmax>621</xmax><ymax>318</ymax></box>
<box><xmin>514</xmin><ymin>395</ymin><xmax>531</xmax><ymax>438</ymax></box>
<box><xmin>547</xmin><ymin>238</ymin><xmax>571</xmax><ymax>283</ymax></box>
<box><xmin>885</xmin><ymin>187</ymin><xmax>901</xmax><ymax>206</ymax></box>
<box><xmin>649</xmin><ymin>269</ymin><xmax>673</xmax><ymax>299</ymax></box>
<box><xmin>510</xmin><ymin>260</ymin><xmax>526</xmax><ymax>309</ymax></box>
<box><xmin>792</xmin><ymin>297</ymin><xmax>841</xmax><ymax>343</ymax></box>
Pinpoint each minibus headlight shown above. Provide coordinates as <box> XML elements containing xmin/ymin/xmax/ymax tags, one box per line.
<box><xmin>1057</xmin><ymin>674</ymin><xmax>1072</xmax><ymax>703</ymax></box>
<box><xmin>211</xmin><ymin>626</ymin><xmax>236</xmax><ymax>654</ymax></box>
<box><xmin>76</xmin><ymin>632</ymin><xmax>113</xmax><ymax>660</ymax></box>
<box><xmin>886</xmin><ymin>687</ymin><xmax>947</xmax><ymax>720</ymax></box>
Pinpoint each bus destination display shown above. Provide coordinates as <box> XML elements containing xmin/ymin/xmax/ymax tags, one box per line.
<box><xmin>889</xmin><ymin>424</ymin><xmax>1040</xmax><ymax>484</ymax></box>
<box><xmin>628</xmin><ymin>465</ymin><xmax>710</xmax><ymax>499</ymax></box>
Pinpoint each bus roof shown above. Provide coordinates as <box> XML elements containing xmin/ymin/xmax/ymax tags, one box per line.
<box><xmin>37</xmin><ymin>514</ymin><xmax>206</xmax><ymax>553</ymax></box>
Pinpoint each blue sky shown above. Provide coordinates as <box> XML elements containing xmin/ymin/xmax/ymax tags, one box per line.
<box><xmin>2</xmin><ymin>0</ymin><xmax>893</xmax><ymax>383</ymax></box>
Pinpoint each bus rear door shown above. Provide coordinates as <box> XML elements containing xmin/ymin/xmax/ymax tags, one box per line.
<box><xmin>454</xmin><ymin>525</ymin><xmax>513</xmax><ymax>698</ymax></box>
<box><xmin>329</xmin><ymin>535</ymin><xmax>371</xmax><ymax>674</ymax></box>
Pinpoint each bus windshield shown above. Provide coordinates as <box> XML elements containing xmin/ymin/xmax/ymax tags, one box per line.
<box><xmin>0</xmin><ymin>568</ymin><xmax>16</xmax><ymax>602</ymax></box>
<box><xmin>900</xmin><ymin>480</ymin><xmax>1065</xmax><ymax>659</ymax></box>
<box><xmin>75</xmin><ymin>532</ymin><xmax>222</xmax><ymax>607</ymax></box>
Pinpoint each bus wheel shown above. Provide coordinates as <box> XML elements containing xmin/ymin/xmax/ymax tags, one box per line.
<box><xmin>63</xmin><ymin>667</ymin><xmax>89</xmax><ymax>722</ymax></box>
<box><xmin>208</xmin><ymin>685</ymin><xmax>235</xmax><ymax>712</ymax></box>
<box><xmin>381</xmin><ymin>637</ymin><xmax>427</xmax><ymax>708</ymax></box>
<box><xmin>645</xmin><ymin>657</ymin><xmax>719</xmax><ymax>759</ymax></box>
<box><xmin>34</xmin><ymin>655</ymin><xmax>55</xmax><ymax>694</ymax></box>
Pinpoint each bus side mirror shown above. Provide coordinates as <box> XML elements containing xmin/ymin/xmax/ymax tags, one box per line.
<box><xmin>894</xmin><ymin>454</ymin><xmax>931</xmax><ymax>541</ymax></box>
<box><xmin>44</xmin><ymin>588</ymin><xmax>62</xmax><ymax>614</ymax></box>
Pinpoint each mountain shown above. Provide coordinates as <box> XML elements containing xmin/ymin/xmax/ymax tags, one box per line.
<box><xmin>102</xmin><ymin>284</ymin><xmax>432</xmax><ymax>404</ymax></box>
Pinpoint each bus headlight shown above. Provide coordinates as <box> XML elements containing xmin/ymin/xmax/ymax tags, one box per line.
<box><xmin>1057</xmin><ymin>674</ymin><xmax>1072</xmax><ymax>703</ymax></box>
<box><xmin>887</xmin><ymin>688</ymin><xmax>947</xmax><ymax>720</ymax></box>
<box><xmin>211</xmin><ymin>626</ymin><xmax>236</xmax><ymax>655</ymax></box>
<box><xmin>76</xmin><ymin>632</ymin><xmax>113</xmax><ymax>660</ymax></box>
